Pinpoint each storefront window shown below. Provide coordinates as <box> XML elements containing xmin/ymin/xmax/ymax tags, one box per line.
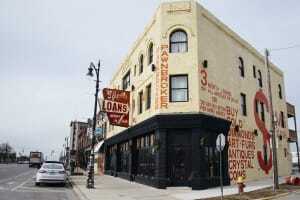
<box><xmin>119</xmin><ymin>142</ymin><xmax>130</xmax><ymax>173</ymax></box>
<box><xmin>136</xmin><ymin>133</ymin><xmax>156</xmax><ymax>177</ymax></box>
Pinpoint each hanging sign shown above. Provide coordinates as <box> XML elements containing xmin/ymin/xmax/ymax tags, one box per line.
<box><xmin>102</xmin><ymin>88</ymin><xmax>130</xmax><ymax>127</ymax></box>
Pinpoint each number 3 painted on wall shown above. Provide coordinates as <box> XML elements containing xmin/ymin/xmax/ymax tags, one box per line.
<box><xmin>200</xmin><ymin>69</ymin><xmax>208</xmax><ymax>86</ymax></box>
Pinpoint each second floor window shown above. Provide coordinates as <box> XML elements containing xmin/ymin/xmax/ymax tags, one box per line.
<box><xmin>170</xmin><ymin>30</ymin><xmax>188</xmax><ymax>53</ymax></box>
<box><xmin>240</xmin><ymin>93</ymin><xmax>247</xmax><ymax>116</ymax></box>
<box><xmin>253</xmin><ymin>65</ymin><xmax>256</xmax><ymax>78</ymax></box>
<box><xmin>280</xmin><ymin>111</ymin><xmax>285</xmax><ymax>128</ymax></box>
<box><xmin>278</xmin><ymin>84</ymin><xmax>282</xmax><ymax>99</ymax></box>
<box><xmin>170</xmin><ymin>75</ymin><xmax>188</xmax><ymax>102</ymax></box>
<box><xmin>255</xmin><ymin>100</ymin><xmax>259</xmax><ymax>113</ymax></box>
<box><xmin>134</xmin><ymin>65</ymin><xmax>137</xmax><ymax>76</ymax></box>
<box><xmin>148</xmin><ymin>43</ymin><xmax>153</xmax><ymax>65</ymax></box>
<box><xmin>258</xmin><ymin>70</ymin><xmax>263</xmax><ymax>88</ymax></box>
<box><xmin>122</xmin><ymin>71</ymin><xmax>130</xmax><ymax>90</ymax></box>
<box><xmin>238</xmin><ymin>57</ymin><xmax>245</xmax><ymax>77</ymax></box>
<box><xmin>138</xmin><ymin>91</ymin><xmax>143</xmax><ymax>114</ymax></box>
<box><xmin>146</xmin><ymin>84</ymin><xmax>151</xmax><ymax>109</ymax></box>
<box><xmin>260</xmin><ymin>102</ymin><xmax>265</xmax><ymax>122</ymax></box>
<box><xmin>139</xmin><ymin>54</ymin><xmax>144</xmax><ymax>74</ymax></box>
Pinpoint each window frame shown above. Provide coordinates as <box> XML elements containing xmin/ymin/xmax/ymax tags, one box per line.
<box><xmin>255</xmin><ymin>100</ymin><xmax>259</xmax><ymax>113</ymax></box>
<box><xmin>139</xmin><ymin>54</ymin><xmax>144</xmax><ymax>74</ymax></box>
<box><xmin>280</xmin><ymin>111</ymin><xmax>285</xmax><ymax>128</ymax></box>
<box><xmin>138</xmin><ymin>90</ymin><xmax>143</xmax><ymax>114</ymax></box>
<box><xmin>148</xmin><ymin>42</ymin><xmax>154</xmax><ymax>65</ymax></box>
<box><xmin>253</xmin><ymin>65</ymin><xmax>256</xmax><ymax>78</ymax></box>
<box><xmin>238</xmin><ymin>57</ymin><xmax>245</xmax><ymax>78</ymax></box>
<box><xmin>134</xmin><ymin>65</ymin><xmax>137</xmax><ymax>76</ymax></box>
<box><xmin>169</xmin><ymin>74</ymin><xmax>189</xmax><ymax>102</ymax></box>
<box><xmin>258</xmin><ymin>70</ymin><xmax>263</xmax><ymax>88</ymax></box>
<box><xmin>169</xmin><ymin>29</ymin><xmax>188</xmax><ymax>53</ymax></box>
<box><xmin>260</xmin><ymin>102</ymin><xmax>265</xmax><ymax>122</ymax></box>
<box><xmin>122</xmin><ymin>70</ymin><xmax>130</xmax><ymax>90</ymax></box>
<box><xmin>240</xmin><ymin>93</ymin><xmax>247</xmax><ymax>116</ymax></box>
<box><xmin>146</xmin><ymin>84</ymin><xmax>151</xmax><ymax>110</ymax></box>
<box><xmin>278</xmin><ymin>84</ymin><xmax>283</xmax><ymax>99</ymax></box>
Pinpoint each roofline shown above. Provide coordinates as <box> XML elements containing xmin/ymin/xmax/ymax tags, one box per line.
<box><xmin>198</xmin><ymin>3</ymin><xmax>283</xmax><ymax>76</ymax></box>
<box><xmin>109</xmin><ymin>4</ymin><xmax>161</xmax><ymax>85</ymax></box>
<box><xmin>109</xmin><ymin>0</ymin><xmax>284</xmax><ymax>85</ymax></box>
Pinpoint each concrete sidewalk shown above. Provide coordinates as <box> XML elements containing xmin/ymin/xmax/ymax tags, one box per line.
<box><xmin>70</xmin><ymin>175</ymin><xmax>286</xmax><ymax>200</ymax></box>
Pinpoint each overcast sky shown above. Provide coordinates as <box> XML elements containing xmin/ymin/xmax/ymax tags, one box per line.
<box><xmin>0</xmin><ymin>0</ymin><xmax>300</xmax><ymax>159</ymax></box>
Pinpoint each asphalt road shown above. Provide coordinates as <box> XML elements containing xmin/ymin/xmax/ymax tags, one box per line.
<box><xmin>0</xmin><ymin>164</ymin><xmax>79</xmax><ymax>200</ymax></box>
<box><xmin>277</xmin><ymin>191</ymin><xmax>300</xmax><ymax>200</ymax></box>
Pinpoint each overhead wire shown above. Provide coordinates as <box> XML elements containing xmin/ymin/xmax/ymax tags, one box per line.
<box><xmin>270</xmin><ymin>44</ymin><xmax>300</xmax><ymax>52</ymax></box>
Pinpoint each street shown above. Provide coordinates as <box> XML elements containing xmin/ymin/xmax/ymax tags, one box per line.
<box><xmin>277</xmin><ymin>191</ymin><xmax>300</xmax><ymax>200</ymax></box>
<box><xmin>0</xmin><ymin>164</ymin><xmax>79</xmax><ymax>200</ymax></box>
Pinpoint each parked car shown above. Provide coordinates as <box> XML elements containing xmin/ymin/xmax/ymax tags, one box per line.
<box><xmin>35</xmin><ymin>162</ymin><xmax>67</xmax><ymax>186</ymax></box>
<box><xmin>43</xmin><ymin>161</ymin><xmax>64</xmax><ymax>165</ymax></box>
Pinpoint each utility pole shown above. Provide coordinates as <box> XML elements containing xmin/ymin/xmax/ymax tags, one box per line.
<box><xmin>294</xmin><ymin>115</ymin><xmax>300</xmax><ymax>172</ymax></box>
<box><xmin>265</xmin><ymin>49</ymin><xmax>279</xmax><ymax>191</ymax></box>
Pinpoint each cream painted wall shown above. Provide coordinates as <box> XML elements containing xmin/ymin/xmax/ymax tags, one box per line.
<box><xmin>104</xmin><ymin>0</ymin><xmax>291</xmax><ymax>183</ymax></box>
<box><xmin>196</xmin><ymin>3</ymin><xmax>291</xmax><ymax>182</ymax></box>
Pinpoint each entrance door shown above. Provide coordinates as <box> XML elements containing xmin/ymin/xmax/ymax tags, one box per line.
<box><xmin>168</xmin><ymin>131</ymin><xmax>192</xmax><ymax>186</ymax></box>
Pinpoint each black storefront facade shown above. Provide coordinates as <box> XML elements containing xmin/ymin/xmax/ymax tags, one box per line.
<box><xmin>104</xmin><ymin>113</ymin><xmax>231</xmax><ymax>189</ymax></box>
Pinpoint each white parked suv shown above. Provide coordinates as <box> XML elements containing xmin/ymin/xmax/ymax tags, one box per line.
<box><xmin>35</xmin><ymin>162</ymin><xmax>67</xmax><ymax>186</ymax></box>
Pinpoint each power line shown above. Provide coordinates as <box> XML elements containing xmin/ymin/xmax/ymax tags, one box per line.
<box><xmin>270</xmin><ymin>44</ymin><xmax>300</xmax><ymax>52</ymax></box>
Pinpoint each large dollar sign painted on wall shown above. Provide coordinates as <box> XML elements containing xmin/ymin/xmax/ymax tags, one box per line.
<box><xmin>253</xmin><ymin>90</ymin><xmax>272</xmax><ymax>174</ymax></box>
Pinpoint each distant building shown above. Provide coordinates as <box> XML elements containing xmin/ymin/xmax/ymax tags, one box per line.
<box><xmin>0</xmin><ymin>143</ymin><xmax>16</xmax><ymax>163</ymax></box>
<box><xmin>94</xmin><ymin>111</ymin><xmax>107</xmax><ymax>175</ymax></box>
<box><xmin>69</xmin><ymin>121</ymin><xmax>88</xmax><ymax>167</ymax></box>
<box><xmin>102</xmin><ymin>0</ymin><xmax>297</xmax><ymax>189</ymax></box>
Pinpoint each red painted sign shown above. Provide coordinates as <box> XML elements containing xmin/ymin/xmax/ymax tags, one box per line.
<box><xmin>253</xmin><ymin>90</ymin><xmax>272</xmax><ymax>174</ymax></box>
<box><xmin>198</xmin><ymin>67</ymin><xmax>257</xmax><ymax>182</ymax></box>
<box><xmin>102</xmin><ymin>88</ymin><xmax>130</xmax><ymax>127</ymax></box>
<box><xmin>160</xmin><ymin>45</ymin><xmax>169</xmax><ymax>109</ymax></box>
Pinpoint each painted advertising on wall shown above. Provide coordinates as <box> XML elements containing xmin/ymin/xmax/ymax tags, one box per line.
<box><xmin>155</xmin><ymin>45</ymin><xmax>169</xmax><ymax>110</ymax></box>
<box><xmin>102</xmin><ymin>88</ymin><xmax>130</xmax><ymax>127</ymax></box>
<box><xmin>198</xmin><ymin>65</ymin><xmax>273</xmax><ymax>182</ymax></box>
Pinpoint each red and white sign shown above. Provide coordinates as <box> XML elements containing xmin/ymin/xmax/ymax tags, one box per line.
<box><xmin>102</xmin><ymin>88</ymin><xmax>130</xmax><ymax>127</ymax></box>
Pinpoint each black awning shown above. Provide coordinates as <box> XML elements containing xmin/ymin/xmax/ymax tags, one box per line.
<box><xmin>104</xmin><ymin>113</ymin><xmax>231</xmax><ymax>147</ymax></box>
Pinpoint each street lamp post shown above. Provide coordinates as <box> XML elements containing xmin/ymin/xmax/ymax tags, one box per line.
<box><xmin>5</xmin><ymin>143</ymin><xmax>8</xmax><ymax>164</ymax></box>
<box><xmin>65</xmin><ymin>137</ymin><xmax>70</xmax><ymax>170</ymax></box>
<box><xmin>86</xmin><ymin>60</ymin><xmax>101</xmax><ymax>189</ymax></box>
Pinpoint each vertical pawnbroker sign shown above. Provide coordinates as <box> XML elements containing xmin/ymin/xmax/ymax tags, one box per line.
<box><xmin>160</xmin><ymin>45</ymin><xmax>169</xmax><ymax>109</ymax></box>
<box><xmin>102</xmin><ymin>88</ymin><xmax>130</xmax><ymax>127</ymax></box>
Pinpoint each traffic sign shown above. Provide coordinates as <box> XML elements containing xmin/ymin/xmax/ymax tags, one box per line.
<box><xmin>216</xmin><ymin>133</ymin><xmax>225</xmax><ymax>152</ymax></box>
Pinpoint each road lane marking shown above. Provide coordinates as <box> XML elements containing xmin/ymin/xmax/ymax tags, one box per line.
<box><xmin>0</xmin><ymin>170</ymin><xmax>34</xmax><ymax>184</ymax></box>
<box><xmin>14</xmin><ymin>188</ymin><xmax>67</xmax><ymax>193</ymax></box>
<box><xmin>11</xmin><ymin>176</ymin><xmax>33</xmax><ymax>191</ymax></box>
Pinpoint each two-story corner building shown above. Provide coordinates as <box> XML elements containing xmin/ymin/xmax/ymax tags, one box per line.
<box><xmin>102</xmin><ymin>0</ymin><xmax>296</xmax><ymax>189</ymax></box>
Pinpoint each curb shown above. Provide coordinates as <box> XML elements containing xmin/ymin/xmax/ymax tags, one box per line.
<box><xmin>253</xmin><ymin>192</ymin><xmax>290</xmax><ymax>200</ymax></box>
<box><xmin>69</xmin><ymin>177</ymin><xmax>90</xmax><ymax>200</ymax></box>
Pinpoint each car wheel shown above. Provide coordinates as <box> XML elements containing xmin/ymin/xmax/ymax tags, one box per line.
<box><xmin>35</xmin><ymin>182</ymin><xmax>40</xmax><ymax>186</ymax></box>
<box><xmin>60</xmin><ymin>182</ymin><xmax>66</xmax><ymax>187</ymax></box>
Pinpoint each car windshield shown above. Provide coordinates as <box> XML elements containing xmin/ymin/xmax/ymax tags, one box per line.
<box><xmin>42</xmin><ymin>164</ymin><xmax>64</xmax><ymax>169</ymax></box>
